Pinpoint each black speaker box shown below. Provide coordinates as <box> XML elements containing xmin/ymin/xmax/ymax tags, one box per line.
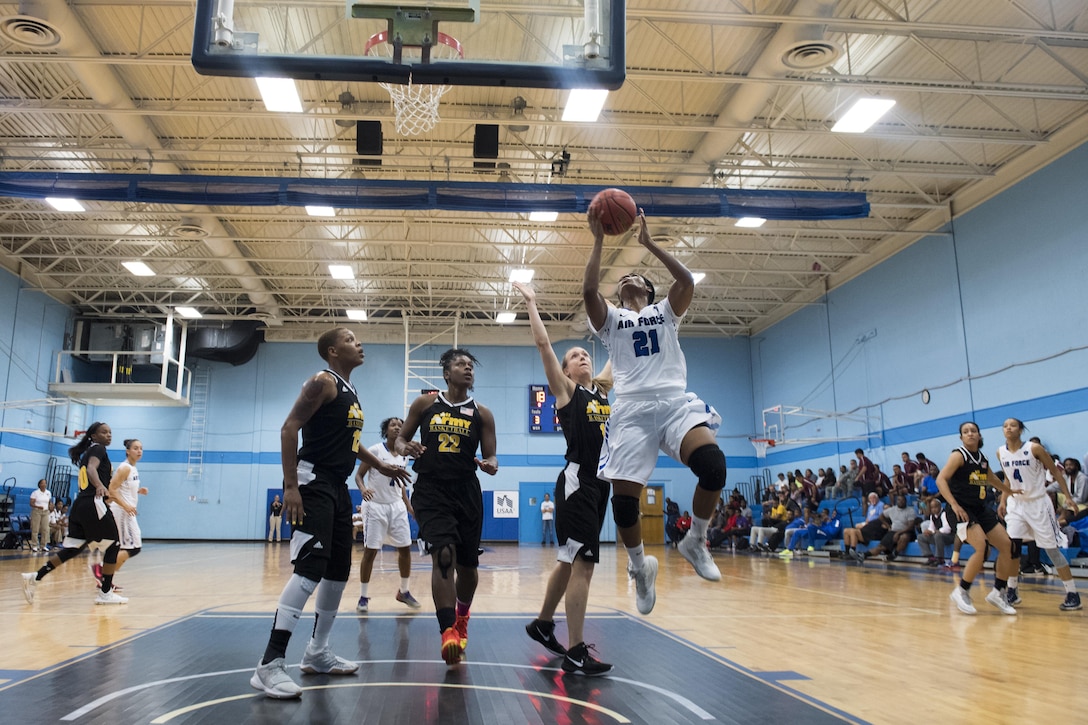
<box><xmin>356</xmin><ymin>120</ymin><xmax>382</xmax><ymax>166</ymax></box>
<box><xmin>473</xmin><ymin>124</ymin><xmax>499</xmax><ymax>170</ymax></box>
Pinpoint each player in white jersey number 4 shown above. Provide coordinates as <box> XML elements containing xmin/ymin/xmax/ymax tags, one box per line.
<box><xmin>997</xmin><ymin>418</ymin><xmax>1080</xmax><ymax>611</ymax></box>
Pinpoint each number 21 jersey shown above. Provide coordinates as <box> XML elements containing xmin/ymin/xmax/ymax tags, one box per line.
<box><xmin>590</xmin><ymin>297</ymin><xmax>687</xmax><ymax>397</ymax></box>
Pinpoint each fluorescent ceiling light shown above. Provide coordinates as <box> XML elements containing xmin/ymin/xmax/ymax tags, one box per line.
<box><xmin>256</xmin><ymin>77</ymin><xmax>303</xmax><ymax>113</ymax></box>
<box><xmin>529</xmin><ymin>211</ymin><xmax>558</xmax><ymax>222</ymax></box>
<box><xmin>562</xmin><ymin>88</ymin><xmax>608</xmax><ymax>122</ymax></box>
<box><xmin>832</xmin><ymin>98</ymin><xmax>896</xmax><ymax>133</ymax></box>
<box><xmin>306</xmin><ymin>205</ymin><xmax>335</xmax><ymax>217</ymax></box>
<box><xmin>175</xmin><ymin>306</ymin><xmax>202</xmax><ymax>319</ymax></box>
<box><xmin>45</xmin><ymin>197</ymin><xmax>85</xmax><ymax>212</ymax></box>
<box><xmin>346</xmin><ymin>309</ymin><xmax>367</xmax><ymax>321</ymax></box>
<box><xmin>692</xmin><ymin>272</ymin><xmax>706</xmax><ymax>284</ymax></box>
<box><xmin>509</xmin><ymin>268</ymin><xmax>535</xmax><ymax>284</ymax></box>
<box><xmin>328</xmin><ymin>264</ymin><xmax>354</xmax><ymax>280</ymax></box>
<box><xmin>735</xmin><ymin>217</ymin><xmax>766</xmax><ymax>228</ymax></box>
<box><xmin>496</xmin><ymin>311</ymin><xmax>517</xmax><ymax>324</ymax></box>
<box><xmin>122</xmin><ymin>260</ymin><xmax>155</xmax><ymax>277</ymax></box>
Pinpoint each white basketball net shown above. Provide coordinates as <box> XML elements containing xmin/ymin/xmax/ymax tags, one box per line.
<box><xmin>380</xmin><ymin>77</ymin><xmax>450</xmax><ymax>136</ymax></box>
<box><xmin>365</xmin><ymin>31</ymin><xmax>462</xmax><ymax>137</ymax></box>
<box><xmin>751</xmin><ymin>439</ymin><xmax>772</xmax><ymax>458</ymax></box>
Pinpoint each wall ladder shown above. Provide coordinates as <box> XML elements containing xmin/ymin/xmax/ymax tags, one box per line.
<box><xmin>186</xmin><ymin>363</ymin><xmax>210</xmax><ymax>483</ymax></box>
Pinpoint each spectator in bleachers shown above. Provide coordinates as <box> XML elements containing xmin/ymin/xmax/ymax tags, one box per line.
<box><xmin>1061</xmin><ymin>458</ymin><xmax>1088</xmax><ymax>512</ymax></box>
<box><xmin>890</xmin><ymin>464</ymin><xmax>911</xmax><ymax>499</ymax></box>
<box><xmin>821</xmin><ymin>467</ymin><xmax>837</xmax><ymax>497</ymax></box>
<box><xmin>855</xmin><ymin>449</ymin><xmax>878</xmax><ymax>500</ymax></box>
<box><xmin>676</xmin><ymin>511</ymin><xmax>692</xmax><ymax>538</ymax></box>
<box><xmin>750</xmin><ymin>491</ymin><xmax>788</xmax><ymax>551</ymax></box>
<box><xmin>901</xmin><ymin>451</ymin><xmax>921</xmax><ymax>489</ymax></box>
<box><xmin>874</xmin><ymin>465</ymin><xmax>892</xmax><ymax>499</ymax></box>
<box><xmin>830</xmin><ymin>463</ymin><xmax>853</xmax><ymax>499</ymax></box>
<box><xmin>918</xmin><ymin>497</ymin><xmax>954</xmax><ymax>566</ymax></box>
<box><xmin>777</xmin><ymin>511</ymin><xmax>809</xmax><ymax>557</ymax></box>
<box><xmin>863</xmin><ymin>494</ymin><xmax>920</xmax><ymax>562</ymax></box>
<box><xmin>841</xmin><ymin>493</ymin><xmax>888</xmax><ymax>562</ymax></box>
<box><xmin>794</xmin><ymin>509</ymin><xmax>842</xmax><ymax>552</ymax></box>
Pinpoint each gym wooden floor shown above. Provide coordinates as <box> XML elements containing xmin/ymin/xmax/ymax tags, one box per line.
<box><xmin>2</xmin><ymin>541</ymin><xmax>1083</xmax><ymax>724</ymax></box>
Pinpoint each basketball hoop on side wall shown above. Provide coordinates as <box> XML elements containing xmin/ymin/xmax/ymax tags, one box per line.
<box><xmin>364</xmin><ymin>30</ymin><xmax>463</xmax><ymax>136</ymax></box>
<box><xmin>749</xmin><ymin>437</ymin><xmax>776</xmax><ymax>459</ymax></box>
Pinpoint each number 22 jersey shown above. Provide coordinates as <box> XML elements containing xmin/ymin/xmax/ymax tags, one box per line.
<box><xmin>590</xmin><ymin>297</ymin><xmax>687</xmax><ymax>397</ymax></box>
<box><xmin>412</xmin><ymin>392</ymin><xmax>482</xmax><ymax>483</ymax></box>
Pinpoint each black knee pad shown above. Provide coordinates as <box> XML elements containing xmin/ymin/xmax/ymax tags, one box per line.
<box><xmin>102</xmin><ymin>541</ymin><xmax>121</xmax><ymax>563</ymax></box>
<box><xmin>434</xmin><ymin>543</ymin><xmax>455</xmax><ymax>579</ymax></box>
<box><xmin>612</xmin><ymin>494</ymin><xmax>640</xmax><ymax>529</ymax></box>
<box><xmin>689</xmin><ymin>444</ymin><xmax>727</xmax><ymax>492</ymax></box>
<box><xmin>1010</xmin><ymin>538</ymin><xmax>1022</xmax><ymax>561</ymax></box>
<box><xmin>126</xmin><ymin>547</ymin><xmax>142</xmax><ymax>558</ymax></box>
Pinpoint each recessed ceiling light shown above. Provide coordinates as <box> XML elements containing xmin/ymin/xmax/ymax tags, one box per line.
<box><xmin>529</xmin><ymin>211</ymin><xmax>558</xmax><ymax>222</ymax></box>
<box><xmin>256</xmin><ymin>77</ymin><xmax>303</xmax><ymax>113</ymax></box>
<box><xmin>562</xmin><ymin>88</ymin><xmax>608</xmax><ymax>122</ymax></box>
<box><xmin>45</xmin><ymin>197</ymin><xmax>85</xmax><ymax>212</ymax></box>
<box><xmin>832</xmin><ymin>98</ymin><xmax>896</xmax><ymax>133</ymax></box>
<box><xmin>496</xmin><ymin>311</ymin><xmax>517</xmax><ymax>324</ymax></box>
<box><xmin>735</xmin><ymin>217</ymin><xmax>766</xmax><ymax>228</ymax></box>
<box><xmin>306</xmin><ymin>205</ymin><xmax>335</xmax><ymax>217</ymax></box>
<box><xmin>346</xmin><ymin>309</ymin><xmax>367</xmax><ymax>321</ymax></box>
<box><xmin>509</xmin><ymin>269</ymin><xmax>535</xmax><ymax>284</ymax></box>
<box><xmin>175</xmin><ymin>306</ymin><xmax>202</xmax><ymax>319</ymax></box>
<box><xmin>122</xmin><ymin>260</ymin><xmax>155</xmax><ymax>276</ymax></box>
<box><xmin>328</xmin><ymin>264</ymin><xmax>354</xmax><ymax>280</ymax></box>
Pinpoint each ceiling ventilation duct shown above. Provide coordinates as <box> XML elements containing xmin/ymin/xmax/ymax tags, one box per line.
<box><xmin>780</xmin><ymin>40</ymin><xmax>842</xmax><ymax>70</ymax></box>
<box><xmin>187</xmin><ymin>320</ymin><xmax>264</xmax><ymax>366</ymax></box>
<box><xmin>0</xmin><ymin>14</ymin><xmax>62</xmax><ymax>47</ymax></box>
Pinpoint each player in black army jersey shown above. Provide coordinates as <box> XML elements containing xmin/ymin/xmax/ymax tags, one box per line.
<box><xmin>513</xmin><ymin>281</ymin><xmax>616</xmax><ymax>677</ymax></box>
<box><xmin>395</xmin><ymin>348</ymin><xmax>498</xmax><ymax>667</ymax></box>
<box><xmin>251</xmin><ymin>328</ymin><xmax>411</xmax><ymax>699</ymax></box>
<box><xmin>22</xmin><ymin>421</ymin><xmax>128</xmax><ymax>605</ymax></box>
<box><xmin>936</xmin><ymin>421</ymin><xmax>1022</xmax><ymax>616</ymax></box>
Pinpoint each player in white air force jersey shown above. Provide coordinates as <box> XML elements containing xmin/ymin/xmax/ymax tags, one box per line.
<box><xmin>996</xmin><ymin>417</ymin><xmax>1081</xmax><ymax>611</ymax></box>
<box><xmin>585</xmin><ymin>209</ymin><xmax>727</xmax><ymax>616</ymax></box>
<box><xmin>354</xmin><ymin>416</ymin><xmax>421</xmax><ymax>612</ymax></box>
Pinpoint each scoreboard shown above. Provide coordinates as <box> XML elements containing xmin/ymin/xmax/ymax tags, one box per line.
<box><xmin>529</xmin><ymin>384</ymin><xmax>562</xmax><ymax>434</ymax></box>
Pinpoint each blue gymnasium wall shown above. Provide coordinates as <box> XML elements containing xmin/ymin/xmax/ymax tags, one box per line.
<box><xmin>0</xmin><ymin>279</ymin><xmax>74</xmax><ymax>487</ymax></box>
<box><xmin>756</xmin><ymin>139</ymin><xmax>1088</xmax><ymax>479</ymax></box>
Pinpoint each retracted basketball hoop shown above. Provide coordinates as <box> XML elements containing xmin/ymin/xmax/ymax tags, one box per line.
<box><xmin>749</xmin><ymin>437</ymin><xmax>776</xmax><ymax>458</ymax></box>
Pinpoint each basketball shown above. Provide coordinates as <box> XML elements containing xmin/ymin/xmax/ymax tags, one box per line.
<box><xmin>588</xmin><ymin>188</ymin><xmax>638</xmax><ymax>235</ymax></box>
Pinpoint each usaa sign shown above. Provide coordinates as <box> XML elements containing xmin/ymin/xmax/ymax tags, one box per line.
<box><xmin>493</xmin><ymin>491</ymin><xmax>519</xmax><ymax>518</ymax></box>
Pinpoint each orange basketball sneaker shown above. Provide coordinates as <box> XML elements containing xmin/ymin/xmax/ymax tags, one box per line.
<box><xmin>454</xmin><ymin>612</ymin><xmax>470</xmax><ymax>655</ymax></box>
<box><xmin>441</xmin><ymin>626</ymin><xmax>462</xmax><ymax>665</ymax></box>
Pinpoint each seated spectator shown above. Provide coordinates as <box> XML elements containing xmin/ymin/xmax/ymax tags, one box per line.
<box><xmin>676</xmin><ymin>510</ymin><xmax>692</xmax><ymax>537</ymax></box>
<box><xmin>778</xmin><ymin>513</ymin><xmax>809</xmax><ymax>556</ymax></box>
<box><xmin>710</xmin><ymin>506</ymin><xmax>751</xmax><ymax>550</ymax></box>
<box><xmin>841</xmin><ymin>493</ymin><xmax>888</xmax><ymax>562</ymax></box>
<box><xmin>352</xmin><ymin>503</ymin><xmax>365</xmax><ymax>541</ymax></box>
<box><xmin>873</xmin><ymin>465</ymin><xmax>892</xmax><ymax>499</ymax></box>
<box><xmin>831</xmin><ymin>463</ymin><xmax>854</xmax><ymax>499</ymax></box>
<box><xmin>766</xmin><ymin>497</ymin><xmax>803</xmax><ymax>552</ymax></box>
<box><xmin>1065</xmin><ymin>458</ymin><xmax>1088</xmax><ymax>506</ymax></box>
<box><xmin>864</xmin><ymin>494</ymin><xmax>920</xmax><ymax>561</ymax></box>
<box><xmin>917</xmin><ymin>497</ymin><xmax>954</xmax><ymax>566</ymax></box>
<box><xmin>794</xmin><ymin>509</ymin><xmax>842</xmax><ymax>551</ymax></box>
<box><xmin>901</xmin><ymin>451</ymin><xmax>921</xmax><ymax>489</ymax></box>
<box><xmin>821</xmin><ymin>467</ymin><xmax>837</xmax><ymax>497</ymax></box>
<box><xmin>750</xmin><ymin>491</ymin><xmax>789</xmax><ymax>551</ymax></box>
<box><xmin>890</xmin><ymin>464</ymin><xmax>911</xmax><ymax>499</ymax></box>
